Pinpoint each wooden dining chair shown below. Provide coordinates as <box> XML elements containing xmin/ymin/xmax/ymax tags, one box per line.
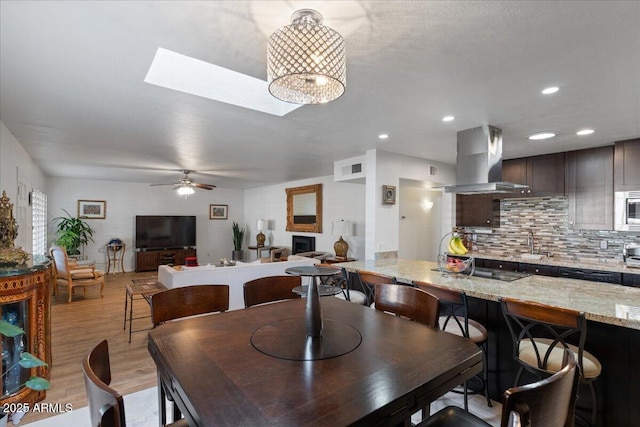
<box><xmin>374</xmin><ymin>284</ymin><xmax>440</xmax><ymax>328</ymax></box>
<box><xmin>83</xmin><ymin>339</ymin><xmax>188</xmax><ymax>427</ymax></box>
<box><xmin>150</xmin><ymin>284</ymin><xmax>229</xmax><ymax>425</ymax></box>
<box><xmin>150</xmin><ymin>284</ymin><xmax>229</xmax><ymax>326</ymax></box>
<box><xmin>416</xmin><ymin>349</ymin><xmax>579</xmax><ymax>427</ymax></box>
<box><xmin>243</xmin><ymin>275</ymin><xmax>301</xmax><ymax>307</ymax></box>
<box><xmin>414</xmin><ymin>280</ymin><xmax>492</xmax><ymax>411</ymax></box>
<box><xmin>50</xmin><ymin>245</ymin><xmax>105</xmax><ymax>303</ymax></box>
<box><xmin>357</xmin><ymin>270</ymin><xmax>397</xmax><ymax>306</ymax></box>
<box><xmin>500</xmin><ymin>297</ymin><xmax>601</xmax><ymax>427</ymax></box>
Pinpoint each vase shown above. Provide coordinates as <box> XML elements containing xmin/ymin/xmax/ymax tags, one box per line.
<box><xmin>232</xmin><ymin>250</ymin><xmax>244</xmax><ymax>261</ymax></box>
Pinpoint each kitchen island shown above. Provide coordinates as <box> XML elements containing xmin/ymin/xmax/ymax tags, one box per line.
<box><xmin>338</xmin><ymin>258</ymin><xmax>640</xmax><ymax>426</ymax></box>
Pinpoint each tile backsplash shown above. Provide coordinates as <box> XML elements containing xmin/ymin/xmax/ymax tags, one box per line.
<box><xmin>466</xmin><ymin>197</ymin><xmax>640</xmax><ymax>262</ymax></box>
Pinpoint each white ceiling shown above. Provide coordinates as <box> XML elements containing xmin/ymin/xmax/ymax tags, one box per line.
<box><xmin>1</xmin><ymin>1</ymin><xmax>639</xmax><ymax>189</ymax></box>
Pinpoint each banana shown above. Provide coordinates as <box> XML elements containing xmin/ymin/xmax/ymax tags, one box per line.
<box><xmin>448</xmin><ymin>238</ymin><xmax>461</xmax><ymax>254</ymax></box>
<box><xmin>454</xmin><ymin>237</ymin><xmax>468</xmax><ymax>254</ymax></box>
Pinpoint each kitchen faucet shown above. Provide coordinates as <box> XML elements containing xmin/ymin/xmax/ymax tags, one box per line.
<box><xmin>527</xmin><ymin>230</ymin><xmax>535</xmax><ymax>254</ymax></box>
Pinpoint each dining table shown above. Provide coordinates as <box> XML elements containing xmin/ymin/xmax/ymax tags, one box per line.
<box><xmin>148</xmin><ymin>297</ymin><xmax>482</xmax><ymax>427</ymax></box>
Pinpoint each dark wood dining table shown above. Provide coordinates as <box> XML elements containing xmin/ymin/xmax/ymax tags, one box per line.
<box><xmin>148</xmin><ymin>297</ymin><xmax>482</xmax><ymax>427</ymax></box>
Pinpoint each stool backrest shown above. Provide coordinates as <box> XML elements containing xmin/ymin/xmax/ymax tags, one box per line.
<box><xmin>502</xmin><ymin>349</ymin><xmax>579</xmax><ymax>427</ymax></box>
<box><xmin>374</xmin><ymin>284</ymin><xmax>440</xmax><ymax>328</ymax></box>
<box><xmin>151</xmin><ymin>284</ymin><xmax>229</xmax><ymax>326</ymax></box>
<box><xmin>500</xmin><ymin>297</ymin><xmax>587</xmax><ymax>375</ymax></box>
<box><xmin>414</xmin><ymin>281</ymin><xmax>470</xmax><ymax>337</ymax></box>
<box><xmin>83</xmin><ymin>339</ymin><xmax>126</xmax><ymax>427</ymax></box>
<box><xmin>357</xmin><ymin>270</ymin><xmax>396</xmax><ymax>306</ymax></box>
<box><xmin>243</xmin><ymin>275</ymin><xmax>301</xmax><ymax>307</ymax></box>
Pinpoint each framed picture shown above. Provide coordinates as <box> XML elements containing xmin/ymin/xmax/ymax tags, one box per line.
<box><xmin>77</xmin><ymin>200</ymin><xmax>106</xmax><ymax>219</ymax></box>
<box><xmin>382</xmin><ymin>185</ymin><xmax>396</xmax><ymax>205</ymax></box>
<box><xmin>209</xmin><ymin>204</ymin><xmax>228</xmax><ymax>220</ymax></box>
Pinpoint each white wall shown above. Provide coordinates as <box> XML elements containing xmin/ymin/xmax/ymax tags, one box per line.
<box><xmin>0</xmin><ymin>121</ymin><xmax>47</xmax><ymax>255</ymax></box>
<box><xmin>47</xmin><ymin>177</ymin><xmax>244</xmax><ymax>271</ymax></box>
<box><xmin>365</xmin><ymin>149</ymin><xmax>456</xmax><ymax>260</ymax></box>
<box><xmin>244</xmin><ymin>175</ymin><xmax>366</xmax><ymax>261</ymax></box>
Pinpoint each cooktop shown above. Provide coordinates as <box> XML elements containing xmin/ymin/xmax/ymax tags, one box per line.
<box><xmin>432</xmin><ymin>267</ymin><xmax>529</xmax><ymax>282</ymax></box>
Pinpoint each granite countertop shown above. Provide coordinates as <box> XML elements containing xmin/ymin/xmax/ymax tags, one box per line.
<box><xmin>337</xmin><ymin>258</ymin><xmax>640</xmax><ymax>331</ymax></box>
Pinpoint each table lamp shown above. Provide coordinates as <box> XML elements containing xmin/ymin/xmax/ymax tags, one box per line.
<box><xmin>256</xmin><ymin>219</ymin><xmax>266</xmax><ymax>247</ymax></box>
<box><xmin>332</xmin><ymin>220</ymin><xmax>352</xmax><ymax>259</ymax></box>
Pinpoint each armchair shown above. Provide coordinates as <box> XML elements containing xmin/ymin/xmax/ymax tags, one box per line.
<box><xmin>50</xmin><ymin>245</ymin><xmax>105</xmax><ymax>303</ymax></box>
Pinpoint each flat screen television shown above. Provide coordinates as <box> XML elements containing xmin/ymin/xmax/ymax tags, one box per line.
<box><xmin>135</xmin><ymin>215</ymin><xmax>196</xmax><ymax>250</ymax></box>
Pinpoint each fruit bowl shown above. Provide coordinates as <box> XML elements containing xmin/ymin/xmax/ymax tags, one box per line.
<box><xmin>437</xmin><ymin>253</ymin><xmax>475</xmax><ymax>276</ymax></box>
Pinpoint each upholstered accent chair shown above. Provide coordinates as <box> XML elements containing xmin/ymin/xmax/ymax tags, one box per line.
<box><xmin>50</xmin><ymin>245</ymin><xmax>105</xmax><ymax>303</ymax></box>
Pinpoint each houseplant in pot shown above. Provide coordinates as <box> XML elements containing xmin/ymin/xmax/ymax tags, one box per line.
<box><xmin>52</xmin><ymin>209</ymin><xmax>94</xmax><ymax>256</ymax></box>
<box><xmin>232</xmin><ymin>222</ymin><xmax>244</xmax><ymax>261</ymax></box>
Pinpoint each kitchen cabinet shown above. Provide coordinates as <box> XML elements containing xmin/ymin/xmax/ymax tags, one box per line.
<box><xmin>622</xmin><ymin>273</ymin><xmax>640</xmax><ymax>287</ymax></box>
<box><xmin>566</xmin><ymin>146</ymin><xmax>614</xmax><ymax>230</ymax></box>
<box><xmin>518</xmin><ymin>263</ymin><xmax>558</xmax><ymax>277</ymax></box>
<box><xmin>479</xmin><ymin>259</ymin><xmax>519</xmax><ymax>271</ymax></box>
<box><xmin>502</xmin><ymin>153</ymin><xmax>565</xmax><ymax>198</ymax></box>
<box><xmin>614</xmin><ymin>138</ymin><xmax>640</xmax><ymax>191</ymax></box>
<box><xmin>455</xmin><ymin>194</ymin><xmax>500</xmax><ymax>227</ymax></box>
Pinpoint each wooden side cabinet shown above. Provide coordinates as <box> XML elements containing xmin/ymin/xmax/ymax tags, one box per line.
<box><xmin>614</xmin><ymin>138</ymin><xmax>640</xmax><ymax>191</ymax></box>
<box><xmin>0</xmin><ymin>260</ymin><xmax>51</xmax><ymax>408</ymax></box>
<box><xmin>502</xmin><ymin>153</ymin><xmax>565</xmax><ymax>197</ymax></box>
<box><xmin>456</xmin><ymin>194</ymin><xmax>500</xmax><ymax>227</ymax></box>
<box><xmin>566</xmin><ymin>146</ymin><xmax>614</xmax><ymax>230</ymax></box>
<box><xmin>136</xmin><ymin>249</ymin><xmax>197</xmax><ymax>272</ymax></box>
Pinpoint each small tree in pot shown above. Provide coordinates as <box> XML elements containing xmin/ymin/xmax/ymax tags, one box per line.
<box><xmin>232</xmin><ymin>222</ymin><xmax>244</xmax><ymax>261</ymax></box>
<box><xmin>53</xmin><ymin>209</ymin><xmax>94</xmax><ymax>256</ymax></box>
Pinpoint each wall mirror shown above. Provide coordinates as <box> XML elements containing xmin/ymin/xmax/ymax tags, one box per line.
<box><xmin>286</xmin><ymin>184</ymin><xmax>323</xmax><ymax>233</ymax></box>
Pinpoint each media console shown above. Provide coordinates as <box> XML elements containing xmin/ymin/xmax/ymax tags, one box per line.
<box><xmin>135</xmin><ymin>248</ymin><xmax>197</xmax><ymax>272</ymax></box>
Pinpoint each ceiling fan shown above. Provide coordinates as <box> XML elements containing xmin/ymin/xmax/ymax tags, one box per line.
<box><xmin>150</xmin><ymin>170</ymin><xmax>216</xmax><ymax>196</ymax></box>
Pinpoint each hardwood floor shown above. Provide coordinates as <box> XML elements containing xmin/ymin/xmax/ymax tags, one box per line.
<box><xmin>23</xmin><ymin>272</ymin><xmax>160</xmax><ymax>424</ymax></box>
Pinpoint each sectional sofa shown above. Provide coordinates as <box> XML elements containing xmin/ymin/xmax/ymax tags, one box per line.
<box><xmin>157</xmin><ymin>255</ymin><xmax>320</xmax><ymax>310</ymax></box>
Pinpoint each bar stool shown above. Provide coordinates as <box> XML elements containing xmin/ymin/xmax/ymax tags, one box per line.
<box><xmin>414</xmin><ymin>280</ymin><xmax>492</xmax><ymax>411</ymax></box>
<box><xmin>356</xmin><ymin>270</ymin><xmax>397</xmax><ymax>306</ymax></box>
<box><xmin>500</xmin><ymin>297</ymin><xmax>602</xmax><ymax>427</ymax></box>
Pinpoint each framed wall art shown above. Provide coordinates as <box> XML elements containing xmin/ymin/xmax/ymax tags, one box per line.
<box><xmin>77</xmin><ymin>200</ymin><xmax>106</xmax><ymax>219</ymax></box>
<box><xmin>382</xmin><ymin>185</ymin><xmax>396</xmax><ymax>205</ymax></box>
<box><xmin>209</xmin><ymin>204</ymin><xmax>228</xmax><ymax>220</ymax></box>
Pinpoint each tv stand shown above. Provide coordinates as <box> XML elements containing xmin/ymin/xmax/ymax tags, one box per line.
<box><xmin>135</xmin><ymin>248</ymin><xmax>197</xmax><ymax>272</ymax></box>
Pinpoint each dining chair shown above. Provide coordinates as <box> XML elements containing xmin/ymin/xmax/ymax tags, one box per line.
<box><xmin>416</xmin><ymin>349</ymin><xmax>579</xmax><ymax>427</ymax></box>
<box><xmin>500</xmin><ymin>297</ymin><xmax>601</xmax><ymax>426</ymax></box>
<box><xmin>414</xmin><ymin>280</ymin><xmax>492</xmax><ymax>411</ymax></box>
<box><xmin>333</xmin><ymin>267</ymin><xmax>368</xmax><ymax>305</ymax></box>
<box><xmin>83</xmin><ymin>339</ymin><xmax>188</xmax><ymax>427</ymax></box>
<box><xmin>243</xmin><ymin>275</ymin><xmax>301</xmax><ymax>307</ymax></box>
<box><xmin>374</xmin><ymin>284</ymin><xmax>440</xmax><ymax>328</ymax></box>
<box><xmin>150</xmin><ymin>284</ymin><xmax>229</xmax><ymax>424</ymax></box>
<box><xmin>357</xmin><ymin>270</ymin><xmax>397</xmax><ymax>306</ymax></box>
<box><xmin>50</xmin><ymin>245</ymin><xmax>105</xmax><ymax>303</ymax></box>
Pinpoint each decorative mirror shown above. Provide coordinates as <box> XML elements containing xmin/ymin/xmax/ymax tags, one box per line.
<box><xmin>286</xmin><ymin>184</ymin><xmax>323</xmax><ymax>233</ymax></box>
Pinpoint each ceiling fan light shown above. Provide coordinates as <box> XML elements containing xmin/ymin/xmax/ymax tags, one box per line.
<box><xmin>267</xmin><ymin>9</ymin><xmax>346</xmax><ymax>105</ymax></box>
<box><xmin>177</xmin><ymin>186</ymin><xmax>195</xmax><ymax>196</ymax></box>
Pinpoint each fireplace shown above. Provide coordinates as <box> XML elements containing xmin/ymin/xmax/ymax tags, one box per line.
<box><xmin>292</xmin><ymin>235</ymin><xmax>315</xmax><ymax>254</ymax></box>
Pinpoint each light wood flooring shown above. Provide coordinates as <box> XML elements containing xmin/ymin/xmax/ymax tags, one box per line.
<box><xmin>23</xmin><ymin>272</ymin><xmax>160</xmax><ymax>424</ymax></box>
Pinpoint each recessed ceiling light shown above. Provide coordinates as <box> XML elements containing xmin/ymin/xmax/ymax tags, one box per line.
<box><xmin>528</xmin><ymin>132</ymin><xmax>557</xmax><ymax>140</ymax></box>
<box><xmin>378</xmin><ymin>134</ymin><xmax>389</xmax><ymax>140</ymax></box>
<box><xmin>442</xmin><ymin>116</ymin><xmax>455</xmax><ymax>122</ymax></box>
<box><xmin>576</xmin><ymin>129</ymin><xmax>594</xmax><ymax>136</ymax></box>
<box><xmin>542</xmin><ymin>86</ymin><xmax>560</xmax><ymax>95</ymax></box>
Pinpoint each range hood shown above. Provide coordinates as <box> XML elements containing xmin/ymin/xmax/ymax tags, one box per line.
<box><xmin>442</xmin><ymin>125</ymin><xmax>528</xmax><ymax>194</ymax></box>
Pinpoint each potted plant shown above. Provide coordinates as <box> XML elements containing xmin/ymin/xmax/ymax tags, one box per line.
<box><xmin>53</xmin><ymin>209</ymin><xmax>94</xmax><ymax>256</ymax></box>
<box><xmin>232</xmin><ymin>222</ymin><xmax>245</xmax><ymax>261</ymax></box>
<box><xmin>0</xmin><ymin>320</ymin><xmax>49</xmax><ymax>425</ymax></box>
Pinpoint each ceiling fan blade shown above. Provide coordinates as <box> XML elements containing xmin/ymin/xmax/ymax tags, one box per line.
<box><xmin>193</xmin><ymin>183</ymin><xmax>216</xmax><ymax>190</ymax></box>
<box><xmin>150</xmin><ymin>183</ymin><xmax>179</xmax><ymax>186</ymax></box>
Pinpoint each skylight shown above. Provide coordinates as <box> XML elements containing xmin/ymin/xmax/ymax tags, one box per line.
<box><xmin>144</xmin><ymin>48</ymin><xmax>303</xmax><ymax>117</ymax></box>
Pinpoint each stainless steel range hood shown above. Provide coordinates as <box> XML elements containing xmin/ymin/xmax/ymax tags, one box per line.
<box><xmin>442</xmin><ymin>125</ymin><xmax>528</xmax><ymax>194</ymax></box>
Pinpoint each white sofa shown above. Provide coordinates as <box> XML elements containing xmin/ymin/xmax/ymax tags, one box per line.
<box><xmin>157</xmin><ymin>255</ymin><xmax>320</xmax><ymax>311</ymax></box>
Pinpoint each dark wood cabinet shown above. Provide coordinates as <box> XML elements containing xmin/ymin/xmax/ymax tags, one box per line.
<box><xmin>518</xmin><ymin>263</ymin><xmax>558</xmax><ymax>277</ymax></box>
<box><xmin>136</xmin><ymin>249</ymin><xmax>197</xmax><ymax>272</ymax></box>
<box><xmin>502</xmin><ymin>153</ymin><xmax>565</xmax><ymax>197</ymax></box>
<box><xmin>614</xmin><ymin>138</ymin><xmax>640</xmax><ymax>191</ymax></box>
<box><xmin>622</xmin><ymin>273</ymin><xmax>640</xmax><ymax>287</ymax></box>
<box><xmin>455</xmin><ymin>194</ymin><xmax>500</xmax><ymax>227</ymax></box>
<box><xmin>566</xmin><ymin>146</ymin><xmax>614</xmax><ymax>230</ymax></box>
<box><xmin>480</xmin><ymin>259</ymin><xmax>519</xmax><ymax>271</ymax></box>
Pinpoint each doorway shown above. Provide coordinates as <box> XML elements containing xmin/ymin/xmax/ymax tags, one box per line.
<box><xmin>398</xmin><ymin>181</ymin><xmax>442</xmax><ymax>262</ymax></box>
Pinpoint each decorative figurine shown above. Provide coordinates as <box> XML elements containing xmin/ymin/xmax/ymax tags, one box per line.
<box><xmin>0</xmin><ymin>191</ymin><xmax>29</xmax><ymax>266</ymax></box>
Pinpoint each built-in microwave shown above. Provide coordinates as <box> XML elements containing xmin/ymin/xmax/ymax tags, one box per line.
<box><xmin>615</xmin><ymin>191</ymin><xmax>640</xmax><ymax>231</ymax></box>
